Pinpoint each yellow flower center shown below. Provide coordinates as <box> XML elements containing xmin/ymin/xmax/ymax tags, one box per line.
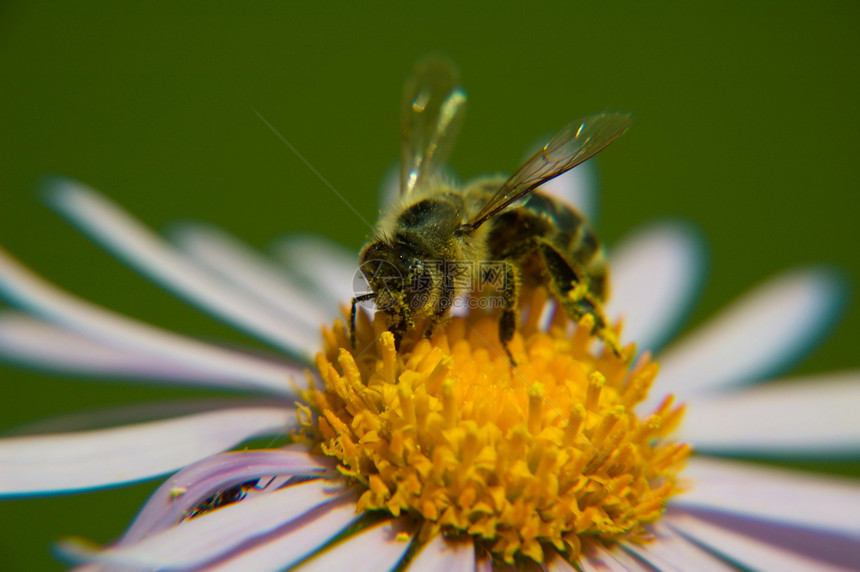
<box><xmin>301</xmin><ymin>289</ymin><xmax>689</xmax><ymax>565</ymax></box>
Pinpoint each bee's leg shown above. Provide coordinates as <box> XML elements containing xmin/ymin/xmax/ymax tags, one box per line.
<box><xmin>425</xmin><ymin>263</ymin><xmax>455</xmax><ymax>338</ymax></box>
<box><xmin>536</xmin><ymin>239</ymin><xmax>620</xmax><ymax>355</ymax></box>
<box><xmin>391</xmin><ymin>298</ymin><xmax>415</xmax><ymax>350</ymax></box>
<box><xmin>497</xmin><ymin>260</ymin><xmax>520</xmax><ymax>365</ymax></box>
<box><xmin>350</xmin><ymin>292</ymin><xmax>376</xmax><ymax>349</ymax></box>
<box><xmin>390</xmin><ymin>321</ymin><xmax>406</xmax><ymax>350</ymax></box>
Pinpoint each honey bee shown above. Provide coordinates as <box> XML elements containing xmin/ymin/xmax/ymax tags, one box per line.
<box><xmin>351</xmin><ymin>59</ymin><xmax>631</xmax><ymax>361</ymax></box>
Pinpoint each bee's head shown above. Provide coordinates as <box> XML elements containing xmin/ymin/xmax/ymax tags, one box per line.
<box><xmin>358</xmin><ymin>237</ymin><xmax>434</xmax><ymax>315</ymax></box>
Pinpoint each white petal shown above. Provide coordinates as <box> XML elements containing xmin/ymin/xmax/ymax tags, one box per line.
<box><xmin>622</xmin><ymin>522</ymin><xmax>734</xmax><ymax>571</ymax></box>
<box><xmin>205</xmin><ymin>495</ymin><xmax>360</xmax><ymax>572</ymax></box>
<box><xmin>607</xmin><ymin>223</ymin><xmax>703</xmax><ymax>352</ymax></box>
<box><xmin>580</xmin><ymin>542</ymin><xmax>651</xmax><ymax>571</ymax></box>
<box><xmin>272</xmin><ymin>234</ymin><xmax>358</xmax><ymax>307</ymax></box>
<box><xmin>68</xmin><ymin>564</ymin><xmax>102</xmax><ymax>572</ymax></box>
<box><xmin>0</xmin><ymin>247</ymin><xmax>299</xmax><ymax>395</ymax></box>
<box><xmin>679</xmin><ymin>371</ymin><xmax>860</xmax><ymax>456</ymax></box>
<box><xmin>409</xmin><ymin>534</ymin><xmax>474</xmax><ymax>572</ymax></box>
<box><xmin>666</xmin><ymin>512</ymin><xmax>858</xmax><ymax>572</ymax></box>
<box><xmin>671</xmin><ymin>457</ymin><xmax>860</xmax><ymax>538</ymax></box>
<box><xmin>45</xmin><ymin>179</ymin><xmax>318</xmax><ymax>357</ymax></box>
<box><xmin>0</xmin><ymin>312</ymin><xmax>245</xmax><ymax>385</ymax></box>
<box><xmin>650</xmin><ymin>268</ymin><xmax>845</xmax><ymax>407</ymax></box>
<box><xmin>294</xmin><ymin>516</ymin><xmax>413</xmax><ymax>572</ymax></box>
<box><xmin>61</xmin><ymin>479</ymin><xmax>351</xmax><ymax>569</ymax></box>
<box><xmin>0</xmin><ymin>406</ymin><xmax>292</xmax><ymax>495</ymax></box>
<box><xmin>536</xmin><ymin>157</ymin><xmax>598</xmax><ymax>222</ymax></box>
<box><xmin>171</xmin><ymin>223</ymin><xmax>337</xmax><ymax>327</ymax></box>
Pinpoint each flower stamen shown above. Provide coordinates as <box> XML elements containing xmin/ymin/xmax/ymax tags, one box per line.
<box><xmin>300</xmin><ymin>289</ymin><xmax>689</xmax><ymax>565</ymax></box>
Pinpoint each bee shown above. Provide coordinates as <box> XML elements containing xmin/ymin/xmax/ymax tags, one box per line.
<box><xmin>351</xmin><ymin>59</ymin><xmax>631</xmax><ymax>361</ymax></box>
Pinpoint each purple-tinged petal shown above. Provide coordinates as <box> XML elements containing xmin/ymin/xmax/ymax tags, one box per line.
<box><xmin>671</xmin><ymin>507</ymin><xmax>860</xmax><ymax>571</ymax></box>
<box><xmin>272</xmin><ymin>234</ymin><xmax>357</xmax><ymax>309</ymax></box>
<box><xmin>671</xmin><ymin>457</ymin><xmax>860</xmax><ymax>539</ymax></box>
<box><xmin>0</xmin><ymin>406</ymin><xmax>293</xmax><ymax>495</ymax></box>
<box><xmin>171</xmin><ymin>223</ymin><xmax>337</xmax><ymax>327</ymax></box>
<box><xmin>118</xmin><ymin>449</ymin><xmax>330</xmax><ymax>544</ymax></box>
<box><xmin>679</xmin><ymin>371</ymin><xmax>860</xmax><ymax>457</ymax></box>
<box><xmin>622</xmin><ymin>523</ymin><xmax>734</xmax><ymax>571</ymax></box>
<box><xmin>580</xmin><ymin>542</ymin><xmax>653</xmax><ymax>571</ymax></box>
<box><xmin>0</xmin><ymin>247</ymin><xmax>300</xmax><ymax>396</ymax></box>
<box><xmin>60</xmin><ymin>479</ymin><xmax>353</xmax><ymax>569</ymax></box>
<box><xmin>409</xmin><ymin>534</ymin><xmax>474</xmax><ymax>572</ymax></box>
<box><xmin>204</xmin><ymin>494</ymin><xmax>360</xmax><ymax>571</ymax></box>
<box><xmin>45</xmin><ymin>179</ymin><xmax>318</xmax><ymax>358</ymax></box>
<box><xmin>607</xmin><ymin>223</ymin><xmax>703</xmax><ymax>353</ymax></box>
<box><xmin>293</xmin><ymin>516</ymin><xmax>413</xmax><ymax>571</ymax></box>
<box><xmin>666</xmin><ymin>512</ymin><xmax>858</xmax><ymax>572</ymax></box>
<box><xmin>649</xmin><ymin>267</ymin><xmax>845</xmax><ymax>409</ymax></box>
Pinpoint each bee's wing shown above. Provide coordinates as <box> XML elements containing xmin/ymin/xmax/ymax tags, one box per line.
<box><xmin>400</xmin><ymin>58</ymin><xmax>467</xmax><ymax>196</ymax></box>
<box><xmin>464</xmin><ymin>112</ymin><xmax>632</xmax><ymax>231</ymax></box>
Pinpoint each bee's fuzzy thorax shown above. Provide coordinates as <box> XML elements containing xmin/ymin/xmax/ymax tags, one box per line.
<box><xmin>374</xmin><ymin>177</ymin><xmax>460</xmax><ymax>242</ymax></box>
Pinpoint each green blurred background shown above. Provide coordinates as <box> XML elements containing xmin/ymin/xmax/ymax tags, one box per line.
<box><xmin>1</xmin><ymin>2</ymin><xmax>858</xmax><ymax>570</ymax></box>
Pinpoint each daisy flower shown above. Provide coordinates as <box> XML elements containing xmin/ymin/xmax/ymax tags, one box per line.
<box><xmin>1</xmin><ymin>167</ymin><xmax>858</xmax><ymax>571</ymax></box>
